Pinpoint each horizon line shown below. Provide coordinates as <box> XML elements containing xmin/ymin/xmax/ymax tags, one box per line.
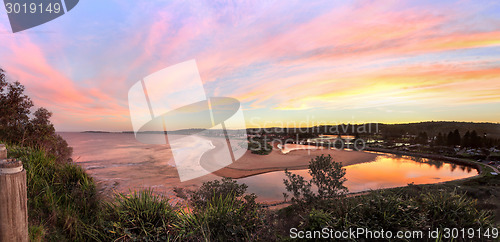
<box><xmin>55</xmin><ymin>120</ymin><xmax>500</xmax><ymax>133</ymax></box>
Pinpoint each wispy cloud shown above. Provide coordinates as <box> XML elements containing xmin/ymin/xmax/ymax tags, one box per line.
<box><xmin>0</xmin><ymin>0</ymin><xmax>499</xmax><ymax>130</ymax></box>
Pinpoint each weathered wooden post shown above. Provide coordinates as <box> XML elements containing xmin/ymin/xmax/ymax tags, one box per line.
<box><xmin>0</xmin><ymin>144</ymin><xmax>28</xmax><ymax>242</ymax></box>
<box><xmin>0</xmin><ymin>145</ymin><xmax>5</xmax><ymax>159</ymax></box>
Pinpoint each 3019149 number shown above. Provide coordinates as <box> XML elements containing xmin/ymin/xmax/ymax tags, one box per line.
<box><xmin>443</xmin><ymin>228</ymin><xmax>498</xmax><ymax>239</ymax></box>
<box><xmin>5</xmin><ymin>2</ymin><xmax>61</xmax><ymax>14</ymax></box>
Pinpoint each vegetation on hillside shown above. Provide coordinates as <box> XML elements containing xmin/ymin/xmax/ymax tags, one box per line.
<box><xmin>7</xmin><ymin>146</ymin><xmax>99</xmax><ymax>241</ymax></box>
<box><xmin>276</xmin><ymin>187</ymin><xmax>496</xmax><ymax>241</ymax></box>
<box><xmin>248</xmin><ymin>137</ymin><xmax>273</xmax><ymax>155</ymax></box>
<box><xmin>0</xmin><ymin>68</ymin><xmax>72</xmax><ymax>163</ymax></box>
<box><xmin>284</xmin><ymin>154</ymin><xmax>347</xmax><ymax>205</ymax></box>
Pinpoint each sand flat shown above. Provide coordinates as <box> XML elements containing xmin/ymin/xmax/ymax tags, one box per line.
<box><xmin>62</xmin><ymin>133</ymin><xmax>379</xmax><ymax>199</ymax></box>
<box><xmin>212</xmin><ymin>142</ymin><xmax>378</xmax><ymax>178</ymax></box>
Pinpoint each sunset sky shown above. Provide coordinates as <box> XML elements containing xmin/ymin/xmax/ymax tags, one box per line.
<box><xmin>0</xmin><ymin>0</ymin><xmax>499</xmax><ymax>131</ymax></box>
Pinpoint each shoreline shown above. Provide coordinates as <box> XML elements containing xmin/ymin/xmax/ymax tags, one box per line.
<box><xmin>211</xmin><ymin>143</ymin><xmax>378</xmax><ymax>179</ymax></box>
<box><xmin>212</xmin><ymin>144</ymin><xmax>485</xmax><ymax>179</ymax></box>
<box><xmin>254</xmin><ymin>146</ymin><xmax>488</xmax><ymax>207</ymax></box>
<box><xmin>77</xmin><ymin>138</ymin><xmax>486</xmax><ymax>205</ymax></box>
<box><xmin>363</xmin><ymin>147</ymin><xmax>495</xmax><ymax>173</ymax></box>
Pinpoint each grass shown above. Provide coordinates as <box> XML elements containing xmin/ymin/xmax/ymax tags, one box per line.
<box><xmin>94</xmin><ymin>189</ymin><xmax>180</xmax><ymax>241</ymax></box>
<box><xmin>178</xmin><ymin>193</ymin><xmax>263</xmax><ymax>241</ymax></box>
<box><xmin>274</xmin><ymin>187</ymin><xmax>497</xmax><ymax>241</ymax></box>
<box><xmin>7</xmin><ymin>145</ymin><xmax>100</xmax><ymax>241</ymax></box>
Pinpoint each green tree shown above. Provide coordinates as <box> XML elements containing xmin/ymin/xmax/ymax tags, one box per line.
<box><xmin>453</xmin><ymin>129</ymin><xmax>461</xmax><ymax>146</ymax></box>
<box><xmin>248</xmin><ymin>137</ymin><xmax>272</xmax><ymax>155</ymax></box>
<box><xmin>463</xmin><ymin>131</ymin><xmax>471</xmax><ymax>147</ymax></box>
<box><xmin>436</xmin><ymin>132</ymin><xmax>445</xmax><ymax>146</ymax></box>
<box><xmin>447</xmin><ymin>131</ymin><xmax>453</xmax><ymax>146</ymax></box>
<box><xmin>447</xmin><ymin>129</ymin><xmax>461</xmax><ymax>146</ymax></box>
<box><xmin>470</xmin><ymin>130</ymin><xmax>482</xmax><ymax>148</ymax></box>
<box><xmin>28</xmin><ymin>108</ymin><xmax>54</xmax><ymax>143</ymax></box>
<box><xmin>0</xmin><ymin>68</ymin><xmax>34</xmax><ymax>143</ymax></box>
<box><xmin>0</xmin><ymin>68</ymin><xmax>72</xmax><ymax>163</ymax></box>
<box><xmin>416</xmin><ymin>132</ymin><xmax>428</xmax><ymax>144</ymax></box>
<box><xmin>284</xmin><ymin>154</ymin><xmax>348</xmax><ymax>205</ymax></box>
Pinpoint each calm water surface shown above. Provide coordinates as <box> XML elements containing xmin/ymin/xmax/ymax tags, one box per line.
<box><xmin>279</xmin><ymin>144</ymin><xmax>325</xmax><ymax>154</ymax></box>
<box><xmin>239</xmin><ymin>155</ymin><xmax>477</xmax><ymax>201</ymax></box>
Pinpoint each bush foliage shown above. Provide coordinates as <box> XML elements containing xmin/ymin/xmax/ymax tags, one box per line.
<box><xmin>180</xmin><ymin>178</ymin><xmax>267</xmax><ymax>241</ymax></box>
<box><xmin>99</xmin><ymin>190</ymin><xmax>180</xmax><ymax>241</ymax></box>
<box><xmin>283</xmin><ymin>188</ymin><xmax>495</xmax><ymax>240</ymax></box>
<box><xmin>8</xmin><ymin>146</ymin><xmax>99</xmax><ymax>241</ymax></box>
<box><xmin>248</xmin><ymin>138</ymin><xmax>272</xmax><ymax>155</ymax></box>
<box><xmin>0</xmin><ymin>68</ymin><xmax>72</xmax><ymax>163</ymax></box>
<box><xmin>284</xmin><ymin>154</ymin><xmax>348</xmax><ymax>205</ymax></box>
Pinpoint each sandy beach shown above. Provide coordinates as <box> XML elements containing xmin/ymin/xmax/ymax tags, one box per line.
<box><xmin>61</xmin><ymin>133</ymin><xmax>378</xmax><ymax>200</ymax></box>
<box><xmin>207</xmin><ymin>139</ymin><xmax>379</xmax><ymax>178</ymax></box>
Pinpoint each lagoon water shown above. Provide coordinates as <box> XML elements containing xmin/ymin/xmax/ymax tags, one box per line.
<box><xmin>59</xmin><ymin>132</ymin><xmax>477</xmax><ymax>202</ymax></box>
<box><xmin>279</xmin><ymin>144</ymin><xmax>325</xmax><ymax>154</ymax></box>
<box><xmin>240</xmin><ymin>154</ymin><xmax>476</xmax><ymax>201</ymax></box>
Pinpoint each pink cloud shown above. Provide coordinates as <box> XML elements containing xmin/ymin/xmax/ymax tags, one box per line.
<box><xmin>0</xmin><ymin>24</ymin><xmax>131</xmax><ymax>130</ymax></box>
<box><xmin>2</xmin><ymin>0</ymin><xmax>499</xmax><ymax>130</ymax></box>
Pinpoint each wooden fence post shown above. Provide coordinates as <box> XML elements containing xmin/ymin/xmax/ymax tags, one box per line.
<box><xmin>0</xmin><ymin>145</ymin><xmax>5</xmax><ymax>159</ymax></box>
<box><xmin>0</xmin><ymin>144</ymin><xmax>28</xmax><ymax>242</ymax></box>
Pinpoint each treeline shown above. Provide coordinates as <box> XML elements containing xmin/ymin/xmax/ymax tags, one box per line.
<box><xmin>247</xmin><ymin>122</ymin><xmax>500</xmax><ymax>141</ymax></box>
<box><xmin>247</xmin><ymin>123</ymin><xmax>381</xmax><ymax>136</ymax></box>
<box><xmin>408</xmin><ymin>129</ymin><xmax>498</xmax><ymax>149</ymax></box>
<box><xmin>0</xmin><ymin>68</ymin><xmax>72</xmax><ymax>163</ymax></box>
<box><xmin>381</xmin><ymin>121</ymin><xmax>500</xmax><ymax>140</ymax></box>
<box><xmin>433</xmin><ymin>129</ymin><xmax>498</xmax><ymax>148</ymax></box>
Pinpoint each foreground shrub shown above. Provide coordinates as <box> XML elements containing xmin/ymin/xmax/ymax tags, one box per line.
<box><xmin>180</xmin><ymin>193</ymin><xmax>265</xmax><ymax>241</ymax></box>
<box><xmin>179</xmin><ymin>178</ymin><xmax>268</xmax><ymax>241</ymax></box>
<box><xmin>421</xmin><ymin>189</ymin><xmax>493</xmax><ymax>229</ymax></box>
<box><xmin>282</xmin><ymin>188</ymin><xmax>496</xmax><ymax>238</ymax></box>
<box><xmin>188</xmin><ymin>177</ymin><xmax>250</xmax><ymax>209</ymax></box>
<box><xmin>283</xmin><ymin>154</ymin><xmax>347</xmax><ymax>205</ymax></box>
<box><xmin>8</xmin><ymin>146</ymin><xmax>99</xmax><ymax>241</ymax></box>
<box><xmin>98</xmin><ymin>189</ymin><xmax>179</xmax><ymax>241</ymax></box>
